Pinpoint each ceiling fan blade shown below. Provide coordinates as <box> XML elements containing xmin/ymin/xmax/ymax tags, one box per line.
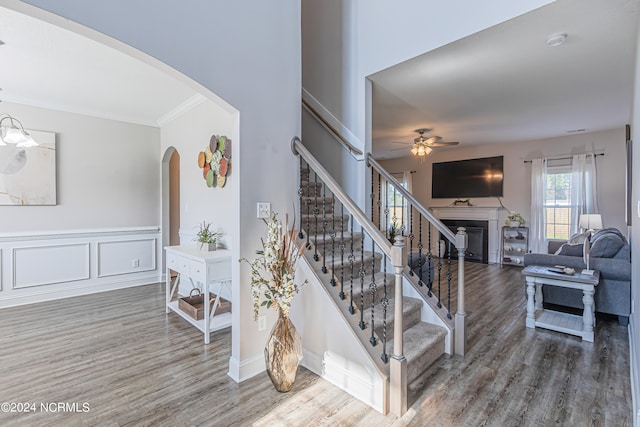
<box><xmin>414</xmin><ymin>135</ymin><xmax>442</xmax><ymax>144</ymax></box>
<box><xmin>428</xmin><ymin>141</ymin><xmax>459</xmax><ymax>147</ymax></box>
<box><xmin>391</xmin><ymin>141</ymin><xmax>412</xmax><ymax>145</ymax></box>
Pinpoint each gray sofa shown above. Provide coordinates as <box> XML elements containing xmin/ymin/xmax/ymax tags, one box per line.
<box><xmin>523</xmin><ymin>228</ymin><xmax>631</xmax><ymax>325</ymax></box>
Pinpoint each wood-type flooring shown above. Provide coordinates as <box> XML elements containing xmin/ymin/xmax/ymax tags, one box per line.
<box><xmin>0</xmin><ymin>262</ymin><xmax>631</xmax><ymax>426</ymax></box>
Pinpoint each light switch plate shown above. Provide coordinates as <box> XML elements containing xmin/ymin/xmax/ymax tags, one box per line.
<box><xmin>257</xmin><ymin>202</ymin><xmax>271</xmax><ymax>219</ymax></box>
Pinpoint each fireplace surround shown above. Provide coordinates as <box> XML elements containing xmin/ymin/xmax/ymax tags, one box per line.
<box><xmin>429</xmin><ymin>206</ymin><xmax>501</xmax><ymax>264</ymax></box>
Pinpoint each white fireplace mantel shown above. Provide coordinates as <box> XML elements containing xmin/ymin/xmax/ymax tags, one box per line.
<box><xmin>430</xmin><ymin>206</ymin><xmax>504</xmax><ymax>264</ymax></box>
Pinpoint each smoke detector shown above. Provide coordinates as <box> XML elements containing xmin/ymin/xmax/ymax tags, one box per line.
<box><xmin>546</xmin><ymin>32</ymin><xmax>568</xmax><ymax>47</ymax></box>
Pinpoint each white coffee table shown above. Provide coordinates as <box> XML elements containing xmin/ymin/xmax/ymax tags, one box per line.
<box><xmin>522</xmin><ymin>265</ymin><xmax>600</xmax><ymax>342</ymax></box>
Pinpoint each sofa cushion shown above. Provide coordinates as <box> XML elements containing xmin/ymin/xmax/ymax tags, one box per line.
<box><xmin>590</xmin><ymin>228</ymin><xmax>626</xmax><ymax>258</ymax></box>
<box><xmin>408</xmin><ymin>252</ymin><xmax>426</xmax><ymax>269</ymax></box>
<box><xmin>568</xmin><ymin>231</ymin><xmax>590</xmax><ymax>245</ymax></box>
<box><xmin>555</xmin><ymin>242</ymin><xmax>584</xmax><ymax>257</ymax></box>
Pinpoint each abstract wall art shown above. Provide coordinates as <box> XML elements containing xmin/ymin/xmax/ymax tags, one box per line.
<box><xmin>0</xmin><ymin>130</ymin><xmax>56</xmax><ymax>205</ymax></box>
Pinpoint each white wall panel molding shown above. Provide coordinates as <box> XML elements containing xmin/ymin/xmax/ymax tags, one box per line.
<box><xmin>12</xmin><ymin>243</ymin><xmax>91</xmax><ymax>289</ymax></box>
<box><xmin>0</xmin><ymin>226</ymin><xmax>160</xmax><ymax>242</ymax></box>
<box><xmin>0</xmin><ymin>226</ymin><xmax>162</xmax><ymax>307</ymax></box>
<box><xmin>97</xmin><ymin>238</ymin><xmax>157</xmax><ymax>278</ymax></box>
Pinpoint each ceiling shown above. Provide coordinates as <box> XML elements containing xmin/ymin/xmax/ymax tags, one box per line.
<box><xmin>370</xmin><ymin>0</ymin><xmax>640</xmax><ymax>159</ymax></box>
<box><xmin>0</xmin><ymin>5</ymin><xmax>199</xmax><ymax>127</ymax></box>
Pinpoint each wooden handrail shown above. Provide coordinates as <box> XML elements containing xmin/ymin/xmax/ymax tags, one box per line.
<box><xmin>301</xmin><ymin>97</ymin><xmax>364</xmax><ymax>157</ymax></box>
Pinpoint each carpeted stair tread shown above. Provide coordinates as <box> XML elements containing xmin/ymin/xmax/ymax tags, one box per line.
<box><xmin>363</xmin><ymin>297</ymin><xmax>423</xmax><ymax>339</ymax></box>
<box><xmin>404</xmin><ymin>322</ymin><xmax>447</xmax><ymax>381</ymax></box>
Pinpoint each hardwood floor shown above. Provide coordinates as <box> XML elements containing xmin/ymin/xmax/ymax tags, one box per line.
<box><xmin>0</xmin><ymin>263</ymin><xmax>631</xmax><ymax>426</ymax></box>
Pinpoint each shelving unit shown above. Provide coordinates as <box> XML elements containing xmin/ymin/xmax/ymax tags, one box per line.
<box><xmin>501</xmin><ymin>226</ymin><xmax>529</xmax><ymax>267</ymax></box>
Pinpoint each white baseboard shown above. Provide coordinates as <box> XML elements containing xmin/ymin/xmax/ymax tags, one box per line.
<box><xmin>227</xmin><ymin>353</ymin><xmax>264</xmax><ymax>383</ymax></box>
<box><xmin>629</xmin><ymin>314</ymin><xmax>640</xmax><ymax>426</ymax></box>
<box><xmin>0</xmin><ymin>274</ymin><xmax>162</xmax><ymax>308</ymax></box>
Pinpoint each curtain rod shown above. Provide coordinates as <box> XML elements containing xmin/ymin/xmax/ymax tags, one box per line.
<box><xmin>523</xmin><ymin>152</ymin><xmax>604</xmax><ymax>164</ymax></box>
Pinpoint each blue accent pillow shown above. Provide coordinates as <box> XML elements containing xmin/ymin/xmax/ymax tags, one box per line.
<box><xmin>590</xmin><ymin>229</ymin><xmax>625</xmax><ymax>258</ymax></box>
<box><xmin>555</xmin><ymin>242</ymin><xmax>584</xmax><ymax>257</ymax></box>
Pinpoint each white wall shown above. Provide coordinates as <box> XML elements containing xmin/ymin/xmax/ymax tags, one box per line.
<box><xmin>630</xmin><ymin>12</ymin><xmax>640</xmax><ymax>425</ymax></box>
<box><xmin>301</xmin><ymin>0</ymin><xmax>554</xmax><ymax>154</ymax></box>
<box><xmin>18</xmin><ymin>0</ymin><xmax>302</xmax><ymax>382</ymax></box>
<box><xmin>379</xmin><ymin>128</ymin><xmax>628</xmax><ymax>234</ymax></box>
<box><xmin>0</xmin><ymin>101</ymin><xmax>160</xmax><ymax>231</ymax></box>
<box><xmin>0</xmin><ymin>103</ymin><xmax>162</xmax><ymax>306</ymax></box>
<box><xmin>161</xmin><ymin>99</ymin><xmax>236</xmax><ymax>248</ymax></box>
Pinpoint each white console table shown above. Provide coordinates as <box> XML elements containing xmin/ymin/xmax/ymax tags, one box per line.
<box><xmin>165</xmin><ymin>245</ymin><xmax>232</xmax><ymax>344</ymax></box>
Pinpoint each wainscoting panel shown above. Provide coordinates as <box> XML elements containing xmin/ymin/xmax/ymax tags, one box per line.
<box><xmin>13</xmin><ymin>243</ymin><xmax>90</xmax><ymax>289</ymax></box>
<box><xmin>97</xmin><ymin>238</ymin><xmax>157</xmax><ymax>278</ymax></box>
<box><xmin>0</xmin><ymin>227</ymin><xmax>162</xmax><ymax>308</ymax></box>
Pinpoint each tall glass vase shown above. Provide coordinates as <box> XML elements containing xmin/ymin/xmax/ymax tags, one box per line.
<box><xmin>264</xmin><ymin>309</ymin><xmax>302</xmax><ymax>392</ymax></box>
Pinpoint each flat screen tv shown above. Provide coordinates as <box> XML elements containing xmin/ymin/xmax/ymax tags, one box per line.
<box><xmin>432</xmin><ymin>156</ymin><xmax>504</xmax><ymax>198</ymax></box>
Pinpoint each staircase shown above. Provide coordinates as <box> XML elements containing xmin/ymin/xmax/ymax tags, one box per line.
<box><xmin>293</xmin><ymin>138</ymin><xmax>467</xmax><ymax>415</ymax></box>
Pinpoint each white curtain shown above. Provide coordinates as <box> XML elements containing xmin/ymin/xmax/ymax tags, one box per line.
<box><xmin>530</xmin><ymin>158</ymin><xmax>547</xmax><ymax>253</ymax></box>
<box><xmin>403</xmin><ymin>170</ymin><xmax>413</xmax><ymax>194</ymax></box>
<box><xmin>570</xmin><ymin>154</ymin><xmax>599</xmax><ymax>235</ymax></box>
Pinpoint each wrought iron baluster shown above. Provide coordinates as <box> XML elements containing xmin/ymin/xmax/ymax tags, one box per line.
<box><xmin>359</xmin><ymin>225</ymin><xmax>365</xmax><ymax>330</ymax></box>
<box><xmin>305</xmin><ymin>164</ymin><xmax>311</xmax><ymax>248</ymax></box>
<box><xmin>437</xmin><ymin>247</ymin><xmax>443</xmax><ymax>307</ymax></box>
<box><xmin>377</xmin><ymin>173</ymin><xmax>382</xmax><ymax>230</ymax></box>
<box><xmin>313</xmin><ymin>172</ymin><xmax>319</xmax><ymax>261</ymax></box>
<box><xmin>339</xmin><ymin>203</ymin><xmax>345</xmax><ymax>299</ymax></box>
<box><xmin>369</xmin><ymin>239</ymin><xmax>377</xmax><ymax>346</ymax></box>
<box><xmin>370</xmin><ymin>169</ymin><xmax>375</xmax><ymax>224</ymax></box>
<box><xmin>417</xmin><ymin>213</ymin><xmax>424</xmax><ymax>286</ymax></box>
<box><xmin>408</xmin><ymin>206</ymin><xmax>414</xmax><ymax>276</ymax></box>
<box><xmin>384</xmin><ymin>180</ymin><xmax>390</xmax><ymax>242</ymax></box>
<box><xmin>329</xmin><ymin>192</ymin><xmax>336</xmax><ymax>285</ymax></box>
<box><xmin>348</xmin><ymin>214</ymin><xmax>355</xmax><ymax>314</ymax></box>
<box><xmin>321</xmin><ymin>182</ymin><xmax>327</xmax><ymax>273</ymax></box>
<box><xmin>428</xmin><ymin>222</ymin><xmax>434</xmax><ymax>300</ymax></box>
<box><xmin>436</xmin><ymin>226</ymin><xmax>443</xmax><ymax>306</ymax></box>
<box><xmin>381</xmin><ymin>254</ymin><xmax>388</xmax><ymax>363</ymax></box>
<box><xmin>447</xmin><ymin>240</ymin><xmax>452</xmax><ymax>319</ymax></box>
<box><xmin>298</xmin><ymin>159</ymin><xmax>304</xmax><ymax>239</ymax></box>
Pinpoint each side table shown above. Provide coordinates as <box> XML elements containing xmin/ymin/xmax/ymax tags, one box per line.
<box><xmin>522</xmin><ymin>265</ymin><xmax>600</xmax><ymax>342</ymax></box>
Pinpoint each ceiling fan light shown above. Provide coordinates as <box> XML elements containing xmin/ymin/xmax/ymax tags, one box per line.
<box><xmin>410</xmin><ymin>146</ymin><xmax>418</xmax><ymax>156</ymax></box>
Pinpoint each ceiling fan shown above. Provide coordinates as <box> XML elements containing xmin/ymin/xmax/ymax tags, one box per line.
<box><xmin>391</xmin><ymin>128</ymin><xmax>459</xmax><ymax>156</ymax></box>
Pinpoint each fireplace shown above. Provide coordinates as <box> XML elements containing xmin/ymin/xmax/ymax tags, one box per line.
<box><xmin>440</xmin><ymin>219</ymin><xmax>489</xmax><ymax>264</ymax></box>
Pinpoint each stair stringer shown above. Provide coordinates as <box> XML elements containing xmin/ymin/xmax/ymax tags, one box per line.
<box><xmin>289</xmin><ymin>251</ymin><xmax>390</xmax><ymax>415</ymax></box>
<box><xmin>402</xmin><ymin>269</ymin><xmax>455</xmax><ymax>355</ymax></box>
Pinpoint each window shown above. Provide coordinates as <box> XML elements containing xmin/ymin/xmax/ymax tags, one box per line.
<box><xmin>544</xmin><ymin>168</ymin><xmax>574</xmax><ymax>240</ymax></box>
<box><xmin>387</xmin><ymin>182</ymin><xmax>407</xmax><ymax>229</ymax></box>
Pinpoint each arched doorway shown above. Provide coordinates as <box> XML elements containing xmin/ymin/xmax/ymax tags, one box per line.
<box><xmin>162</xmin><ymin>147</ymin><xmax>180</xmax><ymax>252</ymax></box>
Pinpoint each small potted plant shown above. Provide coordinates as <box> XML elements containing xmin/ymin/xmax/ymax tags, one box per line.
<box><xmin>388</xmin><ymin>221</ymin><xmax>401</xmax><ymax>243</ymax></box>
<box><xmin>505</xmin><ymin>212</ymin><xmax>525</xmax><ymax>227</ymax></box>
<box><xmin>196</xmin><ymin>221</ymin><xmax>219</xmax><ymax>251</ymax></box>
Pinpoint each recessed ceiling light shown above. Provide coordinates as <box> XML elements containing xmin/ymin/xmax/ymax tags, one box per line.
<box><xmin>546</xmin><ymin>32</ymin><xmax>568</xmax><ymax>47</ymax></box>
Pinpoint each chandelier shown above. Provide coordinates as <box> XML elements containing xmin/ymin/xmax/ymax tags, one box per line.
<box><xmin>0</xmin><ymin>113</ymin><xmax>38</xmax><ymax>147</ymax></box>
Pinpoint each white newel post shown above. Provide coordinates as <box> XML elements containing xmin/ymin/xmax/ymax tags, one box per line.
<box><xmin>455</xmin><ymin>227</ymin><xmax>468</xmax><ymax>356</ymax></box>
<box><xmin>390</xmin><ymin>235</ymin><xmax>407</xmax><ymax>416</ymax></box>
